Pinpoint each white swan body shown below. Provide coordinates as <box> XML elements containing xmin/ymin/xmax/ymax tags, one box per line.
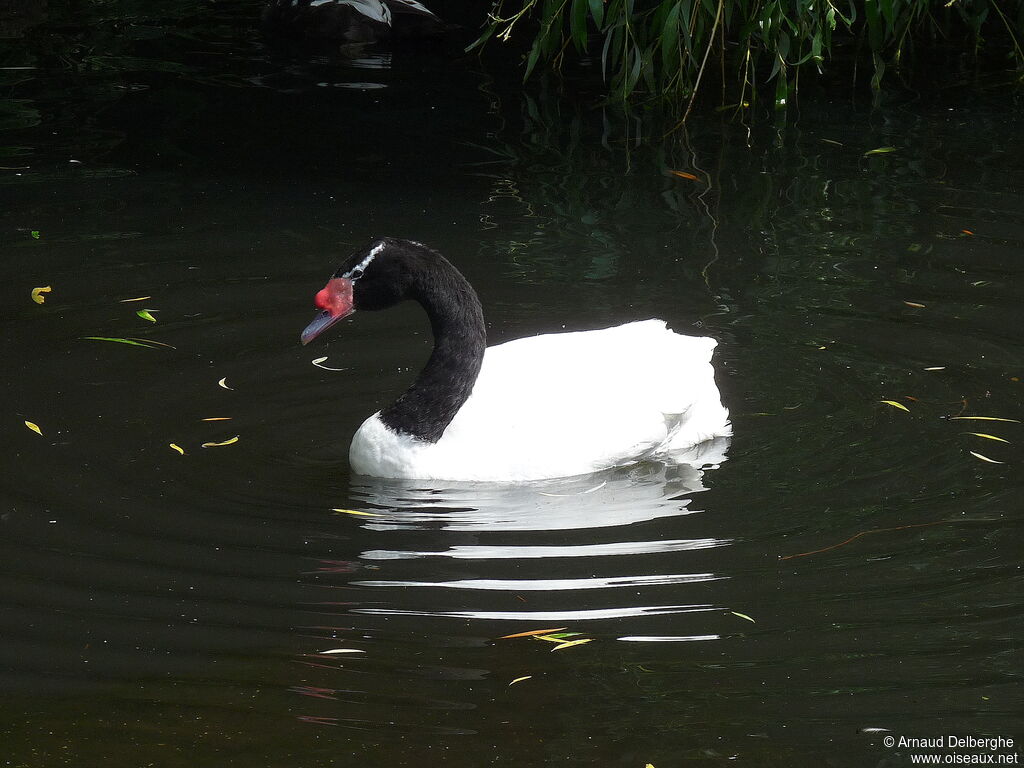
<box><xmin>349</xmin><ymin>319</ymin><xmax>730</xmax><ymax>481</ymax></box>
<box><xmin>301</xmin><ymin>239</ymin><xmax>731</xmax><ymax>482</ymax></box>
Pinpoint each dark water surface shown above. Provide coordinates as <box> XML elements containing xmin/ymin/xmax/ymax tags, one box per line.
<box><xmin>3</xmin><ymin>3</ymin><xmax>1023</xmax><ymax>766</ymax></box>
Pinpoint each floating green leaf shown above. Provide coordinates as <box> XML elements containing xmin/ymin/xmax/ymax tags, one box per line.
<box><xmin>864</xmin><ymin>147</ymin><xmax>897</xmax><ymax>156</ymax></box>
<box><xmin>730</xmin><ymin>611</ymin><xmax>756</xmax><ymax>623</ymax></box>
<box><xmin>81</xmin><ymin>336</ymin><xmax>162</xmax><ymax>348</ymax></box>
<box><xmin>136</xmin><ymin>309</ymin><xmax>157</xmax><ymax>323</ymax></box>
<box><xmin>30</xmin><ymin>230</ymin><xmax>40</xmax><ymax>239</ymax></box>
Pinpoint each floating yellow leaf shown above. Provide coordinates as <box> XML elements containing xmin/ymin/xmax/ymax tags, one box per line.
<box><xmin>201</xmin><ymin>436</ymin><xmax>239</xmax><ymax>448</ymax></box>
<box><xmin>949</xmin><ymin>416</ymin><xmax>1020</xmax><ymax>423</ymax></box>
<box><xmin>217</xmin><ymin>377</ymin><xmax>233</xmax><ymax>390</ymax></box>
<box><xmin>24</xmin><ymin>420</ymin><xmax>42</xmax><ymax>436</ymax></box>
<box><xmin>119</xmin><ymin>296</ymin><xmax>152</xmax><ymax>302</ymax></box>
<box><xmin>864</xmin><ymin>146</ymin><xmax>897</xmax><ymax>156</ymax></box>
<box><xmin>169</xmin><ymin>443</ymin><xmax>185</xmax><ymax>455</ymax></box>
<box><xmin>31</xmin><ymin>286</ymin><xmax>52</xmax><ymax>304</ymax></box>
<box><xmin>535</xmin><ymin>633</ymin><xmax>584</xmax><ymax>643</ymax></box>
<box><xmin>332</xmin><ymin>508</ymin><xmax>383</xmax><ymax>517</ymax></box>
<box><xmin>730</xmin><ymin>611</ymin><xmax>756</xmax><ymax>623</ymax></box>
<box><xmin>880</xmin><ymin>400</ymin><xmax>910</xmax><ymax>412</ymax></box>
<box><xmin>969</xmin><ymin>451</ymin><xmax>1004</xmax><ymax>464</ymax></box>
<box><xmin>551</xmin><ymin>638</ymin><xmax>593</xmax><ymax>651</ymax></box>
<box><xmin>903</xmin><ymin>301</ymin><xmax>926</xmax><ymax>308</ymax></box>
<box><xmin>509</xmin><ymin>676</ymin><xmax>533</xmax><ymax>686</ymax></box>
<box><xmin>963</xmin><ymin>433</ymin><xmax>1010</xmax><ymax>444</ymax></box>
<box><xmin>136</xmin><ymin>309</ymin><xmax>157</xmax><ymax>323</ymax></box>
<box><xmin>961</xmin><ymin>229</ymin><xmax>974</xmax><ymax>235</ymax></box>
<box><xmin>499</xmin><ymin>627</ymin><xmax>568</xmax><ymax>640</ymax></box>
<box><xmin>669</xmin><ymin>170</ymin><xmax>700</xmax><ymax>181</ymax></box>
<box><xmin>202</xmin><ymin>417</ymin><xmax>232</xmax><ymax>421</ymax></box>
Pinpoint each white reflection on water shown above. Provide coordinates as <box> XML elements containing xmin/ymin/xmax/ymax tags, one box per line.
<box><xmin>351</xmin><ymin>573</ymin><xmax>723</xmax><ymax>589</ymax></box>
<box><xmin>352</xmin><ymin>605</ymin><xmax>717</xmax><ymax>620</ymax></box>
<box><xmin>347</xmin><ymin>436</ymin><xmax>731</xmax><ymax>534</ymax></box>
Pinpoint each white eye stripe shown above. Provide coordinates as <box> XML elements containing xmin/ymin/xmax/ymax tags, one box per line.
<box><xmin>343</xmin><ymin>240</ymin><xmax>386</xmax><ymax>280</ymax></box>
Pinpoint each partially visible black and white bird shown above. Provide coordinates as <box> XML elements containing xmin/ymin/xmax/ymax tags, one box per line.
<box><xmin>262</xmin><ymin>0</ymin><xmax>443</xmax><ymax>43</ymax></box>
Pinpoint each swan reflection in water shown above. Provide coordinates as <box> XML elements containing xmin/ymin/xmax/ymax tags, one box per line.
<box><xmin>288</xmin><ymin>442</ymin><xmax>732</xmax><ymax>731</ymax></box>
<box><xmin>330</xmin><ymin>437</ymin><xmax>732</xmax><ymax>632</ymax></box>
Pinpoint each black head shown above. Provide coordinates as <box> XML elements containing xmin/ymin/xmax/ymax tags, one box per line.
<box><xmin>300</xmin><ymin>237</ymin><xmax>424</xmax><ymax>345</ymax></box>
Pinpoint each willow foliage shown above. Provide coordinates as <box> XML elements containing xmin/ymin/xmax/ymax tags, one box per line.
<box><xmin>472</xmin><ymin>0</ymin><xmax>1024</xmax><ymax>108</ymax></box>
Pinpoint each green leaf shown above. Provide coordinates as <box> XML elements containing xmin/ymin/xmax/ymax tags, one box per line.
<box><xmin>136</xmin><ymin>309</ymin><xmax>157</xmax><ymax>323</ymax></box>
<box><xmin>661</xmin><ymin>2</ymin><xmax>682</xmax><ymax>68</ymax></box>
<box><xmin>864</xmin><ymin>146</ymin><xmax>897</xmax><ymax>156</ymax></box>
<box><xmin>570</xmin><ymin>0</ymin><xmax>590</xmax><ymax>50</ymax></box>
<box><xmin>30</xmin><ymin>230</ymin><xmax>40</xmax><ymax>239</ymax></box>
<box><xmin>587</xmin><ymin>0</ymin><xmax>604</xmax><ymax>27</ymax></box>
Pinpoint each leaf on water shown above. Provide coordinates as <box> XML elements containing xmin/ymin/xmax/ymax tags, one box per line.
<box><xmin>669</xmin><ymin>170</ymin><xmax>700</xmax><ymax>181</ymax></box>
<box><xmin>24</xmin><ymin>420</ymin><xmax>42</xmax><ymax>436</ymax></box>
<box><xmin>332</xmin><ymin>508</ymin><xmax>383</xmax><ymax>517</ymax></box>
<box><xmin>31</xmin><ymin>286</ymin><xmax>52</xmax><ymax>304</ymax></box>
<box><xmin>119</xmin><ymin>296</ymin><xmax>152</xmax><ymax>303</ymax></box>
<box><xmin>498</xmin><ymin>627</ymin><xmax>568</xmax><ymax>640</ymax></box>
<box><xmin>202</xmin><ymin>417</ymin><xmax>232</xmax><ymax>421</ymax></box>
<box><xmin>136</xmin><ymin>309</ymin><xmax>157</xmax><ymax>323</ymax></box>
<box><xmin>169</xmin><ymin>443</ymin><xmax>185</xmax><ymax>455</ymax></box>
<box><xmin>201</xmin><ymin>436</ymin><xmax>239</xmax><ymax>448</ymax></box>
<box><xmin>961</xmin><ymin>229</ymin><xmax>974</xmax><ymax>235</ymax></box>
<box><xmin>730</xmin><ymin>611</ymin><xmax>756</xmax><ymax>623</ymax></box>
<box><xmin>963</xmin><ymin>432</ymin><xmax>1010</xmax><ymax>444</ymax></box>
<box><xmin>880</xmin><ymin>400</ymin><xmax>910</xmax><ymax>412</ymax></box>
<box><xmin>864</xmin><ymin>146</ymin><xmax>897</xmax><ymax>156</ymax></box>
<box><xmin>509</xmin><ymin>676</ymin><xmax>533</xmax><ymax>686</ymax></box>
<box><xmin>820</xmin><ymin>138</ymin><xmax>843</xmax><ymax>146</ymax></box>
<box><xmin>969</xmin><ymin>451</ymin><xmax>1004</xmax><ymax>464</ymax></box>
<box><xmin>949</xmin><ymin>416</ymin><xmax>1020</xmax><ymax>423</ymax></box>
<box><xmin>318</xmin><ymin>648</ymin><xmax>365</xmax><ymax>654</ymax></box>
<box><xmin>551</xmin><ymin>638</ymin><xmax>593</xmax><ymax>651</ymax></box>
<box><xmin>535</xmin><ymin>632</ymin><xmax>584</xmax><ymax>642</ymax></box>
<box><xmin>312</xmin><ymin>357</ymin><xmax>347</xmax><ymax>372</ymax></box>
<box><xmin>924</xmin><ymin>366</ymin><xmax>946</xmax><ymax>371</ymax></box>
<box><xmin>903</xmin><ymin>301</ymin><xmax>926</xmax><ymax>308</ymax></box>
<box><xmin>30</xmin><ymin>230</ymin><xmax>40</xmax><ymax>239</ymax></box>
<box><xmin>217</xmin><ymin>377</ymin><xmax>233</xmax><ymax>390</ymax></box>
<box><xmin>646</xmin><ymin>764</ymin><xmax>657</xmax><ymax>768</ymax></box>
<box><xmin>82</xmin><ymin>336</ymin><xmax>162</xmax><ymax>348</ymax></box>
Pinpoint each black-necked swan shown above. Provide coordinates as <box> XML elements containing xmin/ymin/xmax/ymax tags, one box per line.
<box><xmin>262</xmin><ymin>0</ymin><xmax>443</xmax><ymax>43</ymax></box>
<box><xmin>300</xmin><ymin>238</ymin><xmax>731</xmax><ymax>481</ymax></box>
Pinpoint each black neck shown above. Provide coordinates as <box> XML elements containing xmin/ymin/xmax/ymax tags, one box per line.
<box><xmin>378</xmin><ymin>255</ymin><xmax>486</xmax><ymax>442</ymax></box>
